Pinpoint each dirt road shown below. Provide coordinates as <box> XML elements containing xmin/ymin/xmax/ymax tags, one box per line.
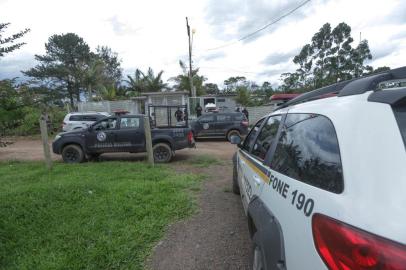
<box><xmin>148</xmin><ymin>143</ymin><xmax>252</xmax><ymax>270</ymax></box>
<box><xmin>0</xmin><ymin>138</ymin><xmax>252</xmax><ymax>269</ymax></box>
<box><xmin>0</xmin><ymin>137</ymin><xmax>236</xmax><ymax>162</ymax></box>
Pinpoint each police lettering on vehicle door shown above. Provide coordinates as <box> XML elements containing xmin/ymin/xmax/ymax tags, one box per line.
<box><xmin>97</xmin><ymin>131</ymin><xmax>106</xmax><ymax>142</ymax></box>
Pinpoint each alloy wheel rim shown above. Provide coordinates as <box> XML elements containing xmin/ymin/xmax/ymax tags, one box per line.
<box><xmin>65</xmin><ymin>149</ymin><xmax>79</xmax><ymax>162</ymax></box>
<box><xmin>154</xmin><ymin>146</ymin><xmax>169</xmax><ymax>161</ymax></box>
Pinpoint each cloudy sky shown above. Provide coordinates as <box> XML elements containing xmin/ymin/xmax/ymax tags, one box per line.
<box><xmin>0</xmin><ymin>0</ymin><xmax>405</xmax><ymax>87</ymax></box>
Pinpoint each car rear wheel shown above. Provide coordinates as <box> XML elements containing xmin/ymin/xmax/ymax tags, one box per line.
<box><xmin>227</xmin><ymin>129</ymin><xmax>241</xmax><ymax>142</ymax></box>
<box><xmin>62</xmin><ymin>144</ymin><xmax>85</xmax><ymax>163</ymax></box>
<box><xmin>153</xmin><ymin>143</ymin><xmax>173</xmax><ymax>163</ymax></box>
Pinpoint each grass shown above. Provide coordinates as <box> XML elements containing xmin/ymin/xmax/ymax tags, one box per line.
<box><xmin>0</xmin><ymin>161</ymin><xmax>202</xmax><ymax>270</ymax></box>
<box><xmin>186</xmin><ymin>155</ymin><xmax>222</xmax><ymax>168</ymax></box>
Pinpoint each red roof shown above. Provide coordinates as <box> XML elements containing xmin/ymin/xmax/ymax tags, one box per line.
<box><xmin>270</xmin><ymin>93</ymin><xmax>300</xmax><ymax>101</ymax></box>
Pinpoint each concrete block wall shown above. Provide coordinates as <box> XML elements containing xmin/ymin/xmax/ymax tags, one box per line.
<box><xmin>246</xmin><ymin>105</ymin><xmax>277</xmax><ymax>124</ymax></box>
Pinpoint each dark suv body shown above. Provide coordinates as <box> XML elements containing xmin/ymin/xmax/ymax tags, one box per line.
<box><xmin>53</xmin><ymin>114</ymin><xmax>194</xmax><ymax>163</ymax></box>
<box><xmin>190</xmin><ymin>112</ymin><xmax>249</xmax><ymax>141</ymax></box>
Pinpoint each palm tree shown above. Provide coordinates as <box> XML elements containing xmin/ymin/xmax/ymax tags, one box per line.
<box><xmin>100</xmin><ymin>84</ymin><xmax>117</xmax><ymax>101</ymax></box>
<box><xmin>143</xmin><ymin>67</ymin><xmax>168</xmax><ymax>92</ymax></box>
<box><xmin>125</xmin><ymin>68</ymin><xmax>145</xmax><ymax>96</ymax></box>
<box><xmin>170</xmin><ymin>60</ymin><xmax>207</xmax><ymax>96</ymax></box>
<box><xmin>125</xmin><ymin>67</ymin><xmax>168</xmax><ymax>94</ymax></box>
<box><xmin>82</xmin><ymin>58</ymin><xmax>105</xmax><ymax>101</ymax></box>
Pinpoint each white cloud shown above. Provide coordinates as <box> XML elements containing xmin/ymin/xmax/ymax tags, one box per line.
<box><xmin>0</xmin><ymin>0</ymin><xmax>405</xmax><ymax>85</ymax></box>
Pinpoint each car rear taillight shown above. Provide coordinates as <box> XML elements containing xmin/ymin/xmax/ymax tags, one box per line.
<box><xmin>312</xmin><ymin>214</ymin><xmax>406</xmax><ymax>270</ymax></box>
<box><xmin>187</xmin><ymin>131</ymin><xmax>194</xmax><ymax>143</ymax></box>
<box><xmin>241</xmin><ymin>120</ymin><xmax>249</xmax><ymax>127</ymax></box>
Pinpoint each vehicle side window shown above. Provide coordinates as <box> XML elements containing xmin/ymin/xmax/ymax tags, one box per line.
<box><xmin>241</xmin><ymin>118</ymin><xmax>265</xmax><ymax>152</ymax></box>
<box><xmin>93</xmin><ymin>118</ymin><xmax>117</xmax><ymax>131</ymax></box>
<box><xmin>217</xmin><ymin>115</ymin><xmax>232</xmax><ymax>122</ymax></box>
<box><xmin>120</xmin><ymin>117</ymin><xmax>140</xmax><ymax>129</ymax></box>
<box><xmin>233</xmin><ymin>114</ymin><xmax>246</xmax><ymax>121</ymax></box>
<box><xmin>83</xmin><ymin>115</ymin><xmax>99</xmax><ymax>121</ymax></box>
<box><xmin>199</xmin><ymin>115</ymin><xmax>214</xmax><ymax>123</ymax></box>
<box><xmin>69</xmin><ymin>115</ymin><xmax>83</xmax><ymax>121</ymax></box>
<box><xmin>270</xmin><ymin>114</ymin><xmax>343</xmax><ymax>193</ymax></box>
<box><xmin>251</xmin><ymin>116</ymin><xmax>282</xmax><ymax>160</ymax></box>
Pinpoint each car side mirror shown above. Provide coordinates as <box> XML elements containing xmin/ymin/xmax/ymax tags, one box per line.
<box><xmin>230</xmin><ymin>135</ymin><xmax>242</xmax><ymax>145</ymax></box>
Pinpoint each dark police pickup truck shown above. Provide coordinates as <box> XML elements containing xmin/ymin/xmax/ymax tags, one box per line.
<box><xmin>53</xmin><ymin>114</ymin><xmax>194</xmax><ymax>163</ymax></box>
<box><xmin>190</xmin><ymin>112</ymin><xmax>249</xmax><ymax>141</ymax></box>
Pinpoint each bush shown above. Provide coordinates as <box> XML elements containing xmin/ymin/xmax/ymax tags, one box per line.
<box><xmin>15</xmin><ymin>107</ymin><xmax>41</xmax><ymax>135</ymax></box>
<box><xmin>13</xmin><ymin>107</ymin><xmax>67</xmax><ymax>136</ymax></box>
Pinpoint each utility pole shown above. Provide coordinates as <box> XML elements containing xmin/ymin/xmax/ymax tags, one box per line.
<box><xmin>186</xmin><ymin>17</ymin><xmax>195</xmax><ymax>97</ymax></box>
<box><xmin>39</xmin><ymin>114</ymin><xmax>52</xmax><ymax>170</ymax></box>
<box><xmin>143</xmin><ymin>116</ymin><xmax>154</xmax><ymax>166</ymax></box>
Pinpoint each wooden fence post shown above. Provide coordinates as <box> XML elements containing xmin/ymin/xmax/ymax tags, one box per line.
<box><xmin>39</xmin><ymin>116</ymin><xmax>52</xmax><ymax>170</ymax></box>
<box><xmin>143</xmin><ymin>116</ymin><xmax>154</xmax><ymax>166</ymax></box>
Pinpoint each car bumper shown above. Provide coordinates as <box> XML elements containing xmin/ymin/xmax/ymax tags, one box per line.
<box><xmin>52</xmin><ymin>140</ymin><xmax>62</xmax><ymax>154</ymax></box>
<box><xmin>175</xmin><ymin>139</ymin><xmax>195</xmax><ymax>150</ymax></box>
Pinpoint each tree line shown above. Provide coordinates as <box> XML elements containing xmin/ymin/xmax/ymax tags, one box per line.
<box><xmin>0</xmin><ymin>21</ymin><xmax>392</xmax><ymax>140</ymax></box>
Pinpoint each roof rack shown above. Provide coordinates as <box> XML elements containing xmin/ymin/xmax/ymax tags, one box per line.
<box><xmin>275</xmin><ymin>66</ymin><xmax>406</xmax><ymax>110</ymax></box>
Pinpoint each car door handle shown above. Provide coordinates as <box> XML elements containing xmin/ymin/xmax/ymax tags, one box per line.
<box><xmin>253</xmin><ymin>175</ymin><xmax>262</xmax><ymax>186</ymax></box>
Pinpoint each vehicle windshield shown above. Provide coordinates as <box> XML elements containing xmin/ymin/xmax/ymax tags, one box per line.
<box><xmin>394</xmin><ymin>106</ymin><xmax>406</xmax><ymax>147</ymax></box>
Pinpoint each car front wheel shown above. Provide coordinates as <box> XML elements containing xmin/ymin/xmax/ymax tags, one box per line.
<box><xmin>62</xmin><ymin>144</ymin><xmax>85</xmax><ymax>163</ymax></box>
<box><xmin>227</xmin><ymin>130</ymin><xmax>241</xmax><ymax>142</ymax></box>
<box><xmin>153</xmin><ymin>143</ymin><xmax>173</xmax><ymax>163</ymax></box>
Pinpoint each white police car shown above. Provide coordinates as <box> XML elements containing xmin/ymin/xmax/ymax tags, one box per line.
<box><xmin>231</xmin><ymin>67</ymin><xmax>406</xmax><ymax>270</ymax></box>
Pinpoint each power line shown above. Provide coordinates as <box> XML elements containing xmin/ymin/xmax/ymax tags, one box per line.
<box><xmin>205</xmin><ymin>0</ymin><xmax>311</xmax><ymax>51</ymax></box>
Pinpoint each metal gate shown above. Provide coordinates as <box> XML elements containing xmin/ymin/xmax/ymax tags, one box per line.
<box><xmin>148</xmin><ymin>105</ymin><xmax>188</xmax><ymax>128</ymax></box>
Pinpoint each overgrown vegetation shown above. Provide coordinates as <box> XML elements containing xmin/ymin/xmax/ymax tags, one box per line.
<box><xmin>0</xmin><ymin>161</ymin><xmax>202</xmax><ymax>269</ymax></box>
<box><xmin>0</xmin><ymin>79</ymin><xmax>66</xmax><ymax>136</ymax></box>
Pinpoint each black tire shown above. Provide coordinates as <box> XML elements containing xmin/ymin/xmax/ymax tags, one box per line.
<box><xmin>62</xmin><ymin>144</ymin><xmax>85</xmax><ymax>163</ymax></box>
<box><xmin>153</xmin><ymin>143</ymin><xmax>173</xmax><ymax>163</ymax></box>
<box><xmin>252</xmin><ymin>233</ymin><xmax>266</xmax><ymax>270</ymax></box>
<box><xmin>227</xmin><ymin>129</ymin><xmax>241</xmax><ymax>142</ymax></box>
<box><xmin>232</xmin><ymin>162</ymin><xmax>240</xmax><ymax>194</ymax></box>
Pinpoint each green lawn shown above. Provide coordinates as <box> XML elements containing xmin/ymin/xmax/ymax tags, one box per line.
<box><xmin>0</xmin><ymin>161</ymin><xmax>202</xmax><ymax>270</ymax></box>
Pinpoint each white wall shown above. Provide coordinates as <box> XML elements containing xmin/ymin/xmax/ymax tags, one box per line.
<box><xmin>246</xmin><ymin>105</ymin><xmax>277</xmax><ymax>124</ymax></box>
